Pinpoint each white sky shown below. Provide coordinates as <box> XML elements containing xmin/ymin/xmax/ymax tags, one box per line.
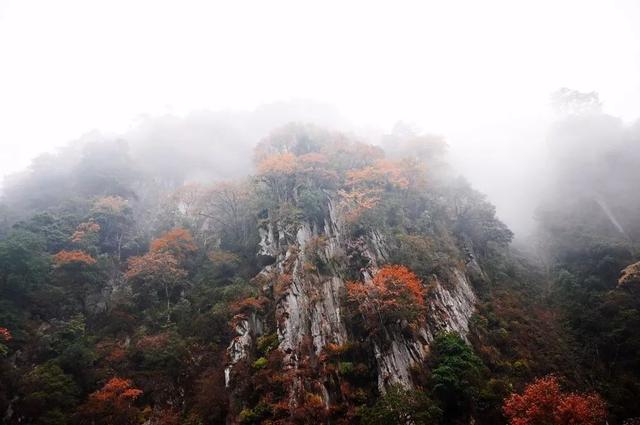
<box><xmin>1</xmin><ymin>0</ymin><xmax>639</xmax><ymax>184</ymax></box>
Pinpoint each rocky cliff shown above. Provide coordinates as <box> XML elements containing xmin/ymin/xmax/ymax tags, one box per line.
<box><xmin>224</xmin><ymin>196</ymin><xmax>477</xmax><ymax>409</ymax></box>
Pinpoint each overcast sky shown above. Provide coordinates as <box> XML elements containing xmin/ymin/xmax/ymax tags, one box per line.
<box><xmin>1</xmin><ymin>0</ymin><xmax>640</xmax><ymax>219</ymax></box>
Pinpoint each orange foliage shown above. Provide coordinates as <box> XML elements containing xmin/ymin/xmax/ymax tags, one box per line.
<box><xmin>150</xmin><ymin>227</ymin><xmax>197</xmax><ymax>258</ymax></box>
<box><xmin>79</xmin><ymin>377</ymin><xmax>143</xmax><ymax>424</ymax></box>
<box><xmin>347</xmin><ymin>265</ymin><xmax>425</xmax><ymax>327</ymax></box>
<box><xmin>503</xmin><ymin>375</ymin><xmax>607</xmax><ymax>425</ymax></box>
<box><xmin>339</xmin><ymin>159</ymin><xmax>413</xmax><ymax>222</ymax></box>
<box><xmin>619</xmin><ymin>261</ymin><xmax>640</xmax><ymax>286</ymax></box>
<box><xmin>0</xmin><ymin>327</ymin><xmax>11</xmax><ymax>342</ymax></box>
<box><xmin>257</xmin><ymin>152</ymin><xmax>298</xmax><ymax>175</ymax></box>
<box><xmin>91</xmin><ymin>377</ymin><xmax>142</xmax><ymax>402</ymax></box>
<box><xmin>52</xmin><ymin>250</ymin><xmax>97</xmax><ymax>267</ymax></box>
<box><xmin>92</xmin><ymin>196</ymin><xmax>128</xmax><ymax>214</ymax></box>
<box><xmin>71</xmin><ymin>220</ymin><xmax>101</xmax><ymax>243</ymax></box>
<box><xmin>346</xmin><ymin>159</ymin><xmax>410</xmax><ymax>190</ymax></box>
<box><xmin>337</xmin><ymin>188</ymin><xmax>382</xmax><ymax>223</ymax></box>
<box><xmin>229</xmin><ymin>297</ymin><xmax>270</xmax><ymax>315</ymax></box>
<box><xmin>125</xmin><ymin>251</ymin><xmax>186</xmax><ymax>282</ymax></box>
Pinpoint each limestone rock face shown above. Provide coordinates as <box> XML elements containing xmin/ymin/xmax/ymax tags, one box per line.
<box><xmin>225</xmin><ymin>196</ymin><xmax>479</xmax><ymax>404</ymax></box>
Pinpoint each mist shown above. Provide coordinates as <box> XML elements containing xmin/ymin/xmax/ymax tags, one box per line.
<box><xmin>2</xmin><ymin>92</ymin><xmax>640</xmax><ymax>243</ymax></box>
<box><xmin>4</xmin><ymin>2</ymin><xmax>640</xmax><ymax>423</ymax></box>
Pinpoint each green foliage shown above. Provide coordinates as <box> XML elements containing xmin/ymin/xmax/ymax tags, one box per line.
<box><xmin>239</xmin><ymin>401</ymin><xmax>271</xmax><ymax>424</ymax></box>
<box><xmin>252</xmin><ymin>357</ymin><xmax>268</xmax><ymax>369</ymax></box>
<box><xmin>18</xmin><ymin>362</ymin><xmax>80</xmax><ymax>425</ymax></box>
<box><xmin>428</xmin><ymin>333</ymin><xmax>485</xmax><ymax>419</ymax></box>
<box><xmin>256</xmin><ymin>333</ymin><xmax>279</xmax><ymax>356</ymax></box>
<box><xmin>359</xmin><ymin>384</ymin><xmax>442</xmax><ymax>425</ymax></box>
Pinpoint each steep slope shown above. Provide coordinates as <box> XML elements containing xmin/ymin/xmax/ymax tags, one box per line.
<box><xmin>221</xmin><ymin>124</ymin><xmax>511</xmax><ymax>423</ymax></box>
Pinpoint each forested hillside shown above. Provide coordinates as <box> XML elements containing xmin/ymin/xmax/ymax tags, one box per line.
<box><xmin>1</xmin><ymin>112</ymin><xmax>639</xmax><ymax>424</ymax></box>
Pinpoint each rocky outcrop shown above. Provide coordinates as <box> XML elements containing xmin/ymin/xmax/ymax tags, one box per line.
<box><xmin>225</xmin><ymin>196</ymin><xmax>479</xmax><ymax>405</ymax></box>
<box><xmin>225</xmin><ymin>313</ymin><xmax>264</xmax><ymax>387</ymax></box>
<box><xmin>373</xmin><ymin>269</ymin><xmax>476</xmax><ymax>390</ymax></box>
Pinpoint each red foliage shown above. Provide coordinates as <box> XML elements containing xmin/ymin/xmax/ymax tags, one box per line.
<box><xmin>503</xmin><ymin>375</ymin><xmax>607</xmax><ymax>425</ymax></box>
<box><xmin>0</xmin><ymin>327</ymin><xmax>11</xmax><ymax>342</ymax></box>
<box><xmin>52</xmin><ymin>250</ymin><xmax>97</xmax><ymax>267</ymax></box>
<box><xmin>78</xmin><ymin>377</ymin><xmax>143</xmax><ymax>425</ymax></box>
<box><xmin>91</xmin><ymin>377</ymin><xmax>142</xmax><ymax>402</ymax></box>
<box><xmin>229</xmin><ymin>297</ymin><xmax>270</xmax><ymax>315</ymax></box>
<box><xmin>347</xmin><ymin>265</ymin><xmax>425</xmax><ymax>327</ymax></box>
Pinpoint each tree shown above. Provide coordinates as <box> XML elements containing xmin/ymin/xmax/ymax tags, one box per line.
<box><xmin>347</xmin><ymin>265</ymin><xmax>425</xmax><ymax>328</ymax></box>
<box><xmin>619</xmin><ymin>261</ymin><xmax>640</xmax><ymax>286</ymax></box>
<box><xmin>0</xmin><ymin>327</ymin><xmax>11</xmax><ymax>356</ymax></box>
<box><xmin>52</xmin><ymin>250</ymin><xmax>97</xmax><ymax>267</ymax></box>
<box><xmin>551</xmin><ymin>88</ymin><xmax>602</xmax><ymax>116</ymax></box>
<box><xmin>90</xmin><ymin>196</ymin><xmax>134</xmax><ymax>260</ymax></box>
<box><xmin>359</xmin><ymin>384</ymin><xmax>441</xmax><ymax>425</ymax></box>
<box><xmin>70</xmin><ymin>220</ymin><xmax>101</xmax><ymax>246</ymax></box>
<box><xmin>428</xmin><ymin>332</ymin><xmax>485</xmax><ymax>420</ymax></box>
<box><xmin>503</xmin><ymin>375</ymin><xmax>607</xmax><ymax>425</ymax></box>
<box><xmin>51</xmin><ymin>250</ymin><xmax>99</xmax><ymax>314</ymax></box>
<box><xmin>125</xmin><ymin>251</ymin><xmax>187</xmax><ymax>323</ymax></box>
<box><xmin>18</xmin><ymin>362</ymin><xmax>80</xmax><ymax>425</ymax></box>
<box><xmin>125</xmin><ymin>228</ymin><xmax>196</xmax><ymax>322</ymax></box>
<box><xmin>76</xmin><ymin>377</ymin><xmax>143</xmax><ymax>425</ymax></box>
<box><xmin>149</xmin><ymin>227</ymin><xmax>197</xmax><ymax>260</ymax></box>
<box><xmin>339</xmin><ymin>159</ymin><xmax>412</xmax><ymax>223</ymax></box>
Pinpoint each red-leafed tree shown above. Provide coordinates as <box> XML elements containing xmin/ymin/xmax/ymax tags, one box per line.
<box><xmin>347</xmin><ymin>265</ymin><xmax>425</xmax><ymax>328</ymax></box>
<box><xmin>77</xmin><ymin>377</ymin><xmax>143</xmax><ymax>425</ymax></box>
<box><xmin>0</xmin><ymin>327</ymin><xmax>11</xmax><ymax>356</ymax></box>
<box><xmin>0</xmin><ymin>327</ymin><xmax>11</xmax><ymax>342</ymax></box>
<box><xmin>503</xmin><ymin>375</ymin><xmax>607</xmax><ymax>425</ymax></box>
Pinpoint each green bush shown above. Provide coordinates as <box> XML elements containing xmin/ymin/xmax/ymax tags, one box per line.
<box><xmin>252</xmin><ymin>357</ymin><xmax>268</xmax><ymax>369</ymax></box>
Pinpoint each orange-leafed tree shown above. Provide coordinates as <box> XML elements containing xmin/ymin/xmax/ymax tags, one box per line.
<box><xmin>503</xmin><ymin>375</ymin><xmax>607</xmax><ymax>425</ymax></box>
<box><xmin>77</xmin><ymin>377</ymin><xmax>143</xmax><ymax>425</ymax></box>
<box><xmin>126</xmin><ymin>229</ymin><xmax>195</xmax><ymax>323</ymax></box>
<box><xmin>51</xmin><ymin>250</ymin><xmax>99</xmax><ymax>313</ymax></box>
<box><xmin>71</xmin><ymin>220</ymin><xmax>101</xmax><ymax>244</ymax></box>
<box><xmin>619</xmin><ymin>261</ymin><xmax>640</xmax><ymax>286</ymax></box>
<box><xmin>339</xmin><ymin>159</ymin><xmax>413</xmax><ymax>223</ymax></box>
<box><xmin>345</xmin><ymin>159</ymin><xmax>410</xmax><ymax>191</ymax></box>
<box><xmin>149</xmin><ymin>227</ymin><xmax>197</xmax><ymax>260</ymax></box>
<box><xmin>125</xmin><ymin>251</ymin><xmax>187</xmax><ymax>323</ymax></box>
<box><xmin>347</xmin><ymin>265</ymin><xmax>425</xmax><ymax>329</ymax></box>
<box><xmin>52</xmin><ymin>250</ymin><xmax>97</xmax><ymax>267</ymax></box>
<box><xmin>256</xmin><ymin>152</ymin><xmax>299</xmax><ymax>203</ymax></box>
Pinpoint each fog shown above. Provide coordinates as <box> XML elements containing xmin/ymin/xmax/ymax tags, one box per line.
<box><xmin>2</xmin><ymin>0</ymin><xmax>640</xmax><ymax>240</ymax></box>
